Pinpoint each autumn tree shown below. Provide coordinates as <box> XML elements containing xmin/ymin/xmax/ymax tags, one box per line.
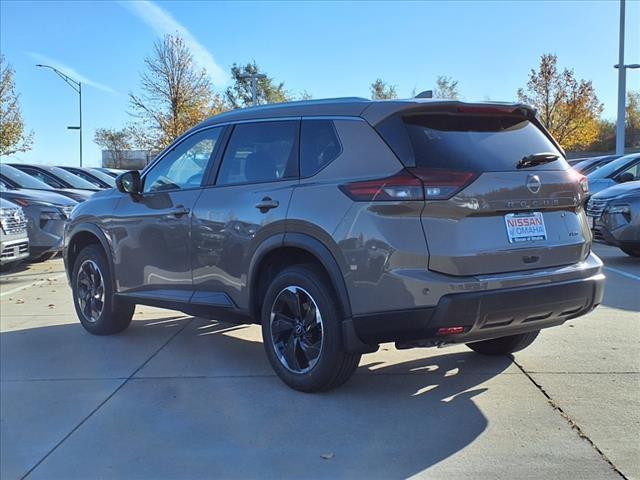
<box><xmin>518</xmin><ymin>54</ymin><xmax>602</xmax><ymax>151</ymax></box>
<box><xmin>94</xmin><ymin>128</ymin><xmax>133</xmax><ymax>168</ymax></box>
<box><xmin>224</xmin><ymin>62</ymin><xmax>291</xmax><ymax>109</ymax></box>
<box><xmin>625</xmin><ymin>90</ymin><xmax>640</xmax><ymax>148</ymax></box>
<box><xmin>433</xmin><ymin>76</ymin><xmax>460</xmax><ymax>99</ymax></box>
<box><xmin>370</xmin><ymin>78</ymin><xmax>397</xmax><ymax>100</ymax></box>
<box><xmin>129</xmin><ymin>34</ymin><xmax>225</xmax><ymax>151</ymax></box>
<box><xmin>0</xmin><ymin>55</ymin><xmax>33</xmax><ymax>156</ymax></box>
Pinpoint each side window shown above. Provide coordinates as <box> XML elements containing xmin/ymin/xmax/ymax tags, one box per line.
<box><xmin>143</xmin><ymin>127</ymin><xmax>222</xmax><ymax>193</ymax></box>
<box><xmin>300</xmin><ymin>120</ymin><xmax>342</xmax><ymax>177</ymax></box>
<box><xmin>24</xmin><ymin>169</ymin><xmax>64</xmax><ymax>188</ymax></box>
<box><xmin>216</xmin><ymin>121</ymin><xmax>298</xmax><ymax>186</ymax></box>
<box><xmin>617</xmin><ymin>162</ymin><xmax>639</xmax><ymax>182</ymax></box>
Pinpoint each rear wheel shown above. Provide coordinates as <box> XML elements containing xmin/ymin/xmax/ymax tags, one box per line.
<box><xmin>620</xmin><ymin>246</ymin><xmax>640</xmax><ymax>257</ymax></box>
<box><xmin>261</xmin><ymin>265</ymin><xmax>360</xmax><ymax>392</ymax></box>
<box><xmin>466</xmin><ymin>331</ymin><xmax>539</xmax><ymax>355</ymax></box>
<box><xmin>72</xmin><ymin>245</ymin><xmax>134</xmax><ymax>335</ymax></box>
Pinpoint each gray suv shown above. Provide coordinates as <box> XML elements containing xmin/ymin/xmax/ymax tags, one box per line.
<box><xmin>64</xmin><ymin>98</ymin><xmax>605</xmax><ymax>392</ymax></box>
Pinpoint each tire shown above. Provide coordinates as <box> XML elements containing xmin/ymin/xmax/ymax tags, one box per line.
<box><xmin>620</xmin><ymin>247</ymin><xmax>640</xmax><ymax>257</ymax></box>
<box><xmin>466</xmin><ymin>331</ymin><xmax>540</xmax><ymax>355</ymax></box>
<box><xmin>72</xmin><ymin>245</ymin><xmax>134</xmax><ymax>335</ymax></box>
<box><xmin>29</xmin><ymin>251</ymin><xmax>58</xmax><ymax>263</ymax></box>
<box><xmin>261</xmin><ymin>265</ymin><xmax>361</xmax><ymax>392</ymax></box>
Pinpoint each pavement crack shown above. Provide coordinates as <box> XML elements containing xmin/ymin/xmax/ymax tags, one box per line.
<box><xmin>512</xmin><ymin>357</ymin><xmax>629</xmax><ymax>480</ymax></box>
<box><xmin>20</xmin><ymin>317</ymin><xmax>193</xmax><ymax>479</ymax></box>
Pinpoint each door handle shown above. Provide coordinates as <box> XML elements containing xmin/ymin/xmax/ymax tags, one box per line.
<box><xmin>255</xmin><ymin>197</ymin><xmax>279</xmax><ymax>213</ymax></box>
<box><xmin>166</xmin><ymin>205</ymin><xmax>190</xmax><ymax>218</ymax></box>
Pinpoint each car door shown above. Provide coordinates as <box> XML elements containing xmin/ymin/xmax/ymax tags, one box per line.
<box><xmin>109</xmin><ymin>126</ymin><xmax>225</xmax><ymax>302</ymax></box>
<box><xmin>191</xmin><ymin>120</ymin><xmax>299</xmax><ymax>310</ymax></box>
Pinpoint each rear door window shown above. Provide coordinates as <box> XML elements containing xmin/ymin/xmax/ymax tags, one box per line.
<box><xmin>404</xmin><ymin>114</ymin><xmax>564</xmax><ymax>172</ymax></box>
<box><xmin>216</xmin><ymin>121</ymin><xmax>298</xmax><ymax>186</ymax></box>
<box><xmin>300</xmin><ymin>120</ymin><xmax>342</xmax><ymax>177</ymax></box>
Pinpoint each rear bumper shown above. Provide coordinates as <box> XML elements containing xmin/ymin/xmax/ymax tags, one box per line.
<box><xmin>345</xmin><ymin>272</ymin><xmax>605</xmax><ymax>350</ymax></box>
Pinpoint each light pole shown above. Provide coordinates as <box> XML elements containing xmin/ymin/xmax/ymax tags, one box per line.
<box><xmin>36</xmin><ymin>64</ymin><xmax>83</xmax><ymax>166</ymax></box>
<box><xmin>239</xmin><ymin>72</ymin><xmax>267</xmax><ymax>106</ymax></box>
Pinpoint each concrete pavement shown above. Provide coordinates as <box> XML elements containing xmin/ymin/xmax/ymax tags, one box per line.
<box><xmin>1</xmin><ymin>244</ymin><xmax>638</xmax><ymax>479</ymax></box>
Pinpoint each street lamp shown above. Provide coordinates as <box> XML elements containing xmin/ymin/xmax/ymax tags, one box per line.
<box><xmin>238</xmin><ymin>72</ymin><xmax>267</xmax><ymax>106</ymax></box>
<box><xmin>36</xmin><ymin>64</ymin><xmax>83</xmax><ymax>166</ymax></box>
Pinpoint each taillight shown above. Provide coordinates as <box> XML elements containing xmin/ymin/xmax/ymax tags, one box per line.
<box><xmin>569</xmin><ymin>169</ymin><xmax>589</xmax><ymax>194</ymax></box>
<box><xmin>340</xmin><ymin>168</ymin><xmax>477</xmax><ymax>202</ymax></box>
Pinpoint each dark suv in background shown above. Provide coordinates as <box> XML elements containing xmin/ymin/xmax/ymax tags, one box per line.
<box><xmin>64</xmin><ymin>98</ymin><xmax>604</xmax><ymax>392</ymax></box>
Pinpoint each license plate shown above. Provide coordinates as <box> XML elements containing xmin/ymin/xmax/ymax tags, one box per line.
<box><xmin>504</xmin><ymin>212</ymin><xmax>547</xmax><ymax>243</ymax></box>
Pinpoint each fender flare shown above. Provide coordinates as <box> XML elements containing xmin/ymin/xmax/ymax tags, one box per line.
<box><xmin>66</xmin><ymin>222</ymin><xmax>114</xmax><ymax>274</ymax></box>
<box><xmin>247</xmin><ymin>232</ymin><xmax>352</xmax><ymax>320</ymax></box>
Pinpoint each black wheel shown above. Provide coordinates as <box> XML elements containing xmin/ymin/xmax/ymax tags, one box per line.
<box><xmin>466</xmin><ymin>331</ymin><xmax>540</xmax><ymax>355</ymax></box>
<box><xmin>72</xmin><ymin>245</ymin><xmax>134</xmax><ymax>335</ymax></box>
<box><xmin>620</xmin><ymin>247</ymin><xmax>640</xmax><ymax>257</ymax></box>
<box><xmin>261</xmin><ymin>265</ymin><xmax>361</xmax><ymax>392</ymax></box>
<box><xmin>29</xmin><ymin>251</ymin><xmax>58</xmax><ymax>263</ymax></box>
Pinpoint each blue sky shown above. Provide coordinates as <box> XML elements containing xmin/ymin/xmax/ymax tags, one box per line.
<box><xmin>1</xmin><ymin>0</ymin><xmax>639</xmax><ymax>167</ymax></box>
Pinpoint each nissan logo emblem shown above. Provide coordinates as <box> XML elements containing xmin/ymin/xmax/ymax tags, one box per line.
<box><xmin>526</xmin><ymin>174</ymin><xmax>541</xmax><ymax>194</ymax></box>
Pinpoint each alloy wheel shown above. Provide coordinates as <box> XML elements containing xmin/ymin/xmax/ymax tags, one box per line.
<box><xmin>76</xmin><ymin>259</ymin><xmax>105</xmax><ymax>323</ymax></box>
<box><xmin>269</xmin><ymin>286</ymin><xmax>324</xmax><ymax>374</ymax></box>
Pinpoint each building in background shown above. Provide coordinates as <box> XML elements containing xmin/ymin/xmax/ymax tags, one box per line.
<box><xmin>101</xmin><ymin>150</ymin><xmax>157</xmax><ymax>170</ymax></box>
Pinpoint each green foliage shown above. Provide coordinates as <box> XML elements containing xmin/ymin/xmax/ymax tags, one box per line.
<box><xmin>0</xmin><ymin>55</ymin><xmax>33</xmax><ymax>157</ymax></box>
<box><xmin>224</xmin><ymin>62</ymin><xmax>291</xmax><ymax>109</ymax></box>
<box><xmin>370</xmin><ymin>78</ymin><xmax>397</xmax><ymax>100</ymax></box>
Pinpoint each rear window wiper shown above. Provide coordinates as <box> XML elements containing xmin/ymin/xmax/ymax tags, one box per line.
<box><xmin>518</xmin><ymin>152</ymin><xmax>560</xmax><ymax>169</ymax></box>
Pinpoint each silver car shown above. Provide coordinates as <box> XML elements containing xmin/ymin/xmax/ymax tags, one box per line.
<box><xmin>64</xmin><ymin>98</ymin><xmax>605</xmax><ymax>392</ymax></box>
<box><xmin>587</xmin><ymin>181</ymin><xmax>640</xmax><ymax>257</ymax></box>
<box><xmin>0</xmin><ymin>197</ymin><xmax>29</xmax><ymax>269</ymax></box>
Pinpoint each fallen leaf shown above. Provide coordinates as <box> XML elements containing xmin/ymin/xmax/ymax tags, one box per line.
<box><xmin>47</xmin><ymin>304</ymin><xmax>56</xmax><ymax>309</ymax></box>
<box><xmin>320</xmin><ymin>453</ymin><xmax>335</xmax><ymax>460</ymax></box>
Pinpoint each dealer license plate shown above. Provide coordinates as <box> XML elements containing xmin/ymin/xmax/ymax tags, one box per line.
<box><xmin>504</xmin><ymin>212</ymin><xmax>547</xmax><ymax>243</ymax></box>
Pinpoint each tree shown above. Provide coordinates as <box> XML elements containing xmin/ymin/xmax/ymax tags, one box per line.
<box><xmin>94</xmin><ymin>128</ymin><xmax>133</xmax><ymax>168</ymax></box>
<box><xmin>129</xmin><ymin>34</ymin><xmax>224</xmax><ymax>151</ymax></box>
<box><xmin>0</xmin><ymin>55</ymin><xmax>33</xmax><ymax>157</ymax></box>
<box><xmin>517</xmin><ymin>54</ymin><xmax>603</xmax><ymax>151</ymax></box>
<box><xmin>224</xmin><ymin>62</ymin><xmax>291</xmax><ymax>109</ymax></box>
<box><xmin>625</xmin><ymin>90</ymin><xmax>640</xmax><ymax>148</ymax></box>
<box><xmin>370</xmin><ymin>78</ymin><xmax>397</xmax><ymax>100</ymax></box>
<box><xmin>433</xmin><ymin>76</ymin><xmax>460</xmax><ymax>99</ymax></box>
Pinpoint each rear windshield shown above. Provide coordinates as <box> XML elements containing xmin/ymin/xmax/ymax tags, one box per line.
<box><xmin>404</xmin><ymin>114</ymin><xmax>564</xmax><ymax>172</ymax></box>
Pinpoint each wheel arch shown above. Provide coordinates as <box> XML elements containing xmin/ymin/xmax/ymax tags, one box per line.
<box><xmin>66</xmin><ymin>223</ymin><xmax>113</xmax><ymax>278</ymax></box>
<box><xmin>248</xmin><ymin>232</ymin><xmax>352</xmax><ymax>322</ymax></box>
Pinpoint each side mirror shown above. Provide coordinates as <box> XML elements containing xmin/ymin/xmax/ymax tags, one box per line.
<box><xmin>116</xmin><ymin>170</ymin><xmax>142</xmax><ymax>195</ymax></box>
<box><xmin>617</xmin><ymin>172</ymin><xmax>635</xmax><ymax>183</ymax></box>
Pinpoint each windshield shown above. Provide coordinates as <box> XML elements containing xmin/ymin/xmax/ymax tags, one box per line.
<box><xmin>588</xmin><ymin>155</ymin><xmax>640</xmax><ymax>180</ymax></box>
<box><xmin>50</xmin><ymin>167</ymin><xmax>99</xmax><ymax>189</ymax></box>
<box><xmin>0</xmin><ymin>164</ymin><xmax>54</xmax><ymax>190</ymax></box>
<box><xmin>403</xmin><ymin>114</ymin><xmax>564</xmax><ymax>172</ymax></box>
<box><xmin>86</xmin><ymin>168</ymin><xmax>116</xmax><ymax>187</ymax></box>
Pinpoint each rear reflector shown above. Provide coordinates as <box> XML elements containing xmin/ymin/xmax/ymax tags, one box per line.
<box><xmin>340</xmin><ymin>168</ymin><xmax>477</xmax><ymax>202</ymax></box>
<box><xmin>436</xmin><ymin>326</ymin><xmax>465</xmax><ymax>336</ymax></box>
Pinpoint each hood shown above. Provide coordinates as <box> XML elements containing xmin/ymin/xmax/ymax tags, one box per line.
<box><xmin>1</xmin><ymin>188</ymin><xmax>78</xmax><ymax>206</ymax></box>
<box><xmin>0</xmin><ymin>197</ymin><xmax>19</xmax><ymax>209</ymax></box>
<box><xmin>58</xmin><ymin>189</ymin><xmax>94</xmax><ymax>202</ymax></box>
<box><xmin>592</xmin><ymin>181</ymin><xmax>640</xmax><ymax>200</ymax></box>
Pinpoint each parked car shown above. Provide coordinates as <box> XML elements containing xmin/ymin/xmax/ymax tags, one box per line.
<box><xmin>58</xmin><ymin>166</ymin><xmax>115</xmax><ymax>189</ymax></box>
<box><xmin>64</xmin><ymin>98</ymin><xmax>604</xmax><ymax>392</ymax></box>
<box><xmin>571</xmin><ymin>155</ymin><xmax>620</xmax><ymax>175</ymax></box>
<box><xmin>0</xmin><ymin>164</ymin><xmax>93</xmax><ymax>202</ymax></box>
<box><xmin>586</xmin><ymin>153</ymin><xmax>640</xmax><ymax>195</ymax></box>
<box><xmin>91</xmin><ymin>167</ymin><xmax>127</xmax><ymax>178</ymax></box>
<box><xmin>0</xmin><ymin>197</ymin><xmax>29</xmax><ymax>270</ymax></box>
<box><xmin>586</xmin><ymin>181</ymin><xmax>640</xmax><ymax>257</ymax></box>
<box><xmin>8</xmin><ymin>164</ymin><xmax>100</xmax><ymax>192</ymax></box>
<box><xmin>1</xmin><ymin>183</ymin><xmax>77</xmax><ymax>262</ymax></box>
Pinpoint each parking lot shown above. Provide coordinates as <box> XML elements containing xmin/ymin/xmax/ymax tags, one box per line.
<box><xmin>0</xmin><ymin>244</ymin><xmax>638</xmax><ymax>480</ymax></box>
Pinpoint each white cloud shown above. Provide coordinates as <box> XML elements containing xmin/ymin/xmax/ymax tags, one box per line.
<box><xmin>120</xmin><ymin>0</ymin><xmax>228</xmax><ymax>86</ymax></box>
<box><xmin>27</xmin><ymin>52</ymin><xmax>117</xmax><ymax>95</ymax></box>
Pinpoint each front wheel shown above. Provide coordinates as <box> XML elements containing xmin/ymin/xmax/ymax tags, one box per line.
<box><xmin>466</xmin><ymin>331</ymin><xmax>540</xmax><ymax>355</ymax></box>
<box><xmin>72</xmin><ymin>245</ymin><xmax>134</xmax><ymax>335</ymax></box>
<box><xmin>261</xmin><ymin>265</ymin><xmax>360</xmax><ymax>392</ymax></box>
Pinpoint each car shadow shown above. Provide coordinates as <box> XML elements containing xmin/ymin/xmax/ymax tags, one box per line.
<box><xmin>2</xmin><ymin>315</ymin><xmax>513</xmax><ymax>479</ymax></box>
